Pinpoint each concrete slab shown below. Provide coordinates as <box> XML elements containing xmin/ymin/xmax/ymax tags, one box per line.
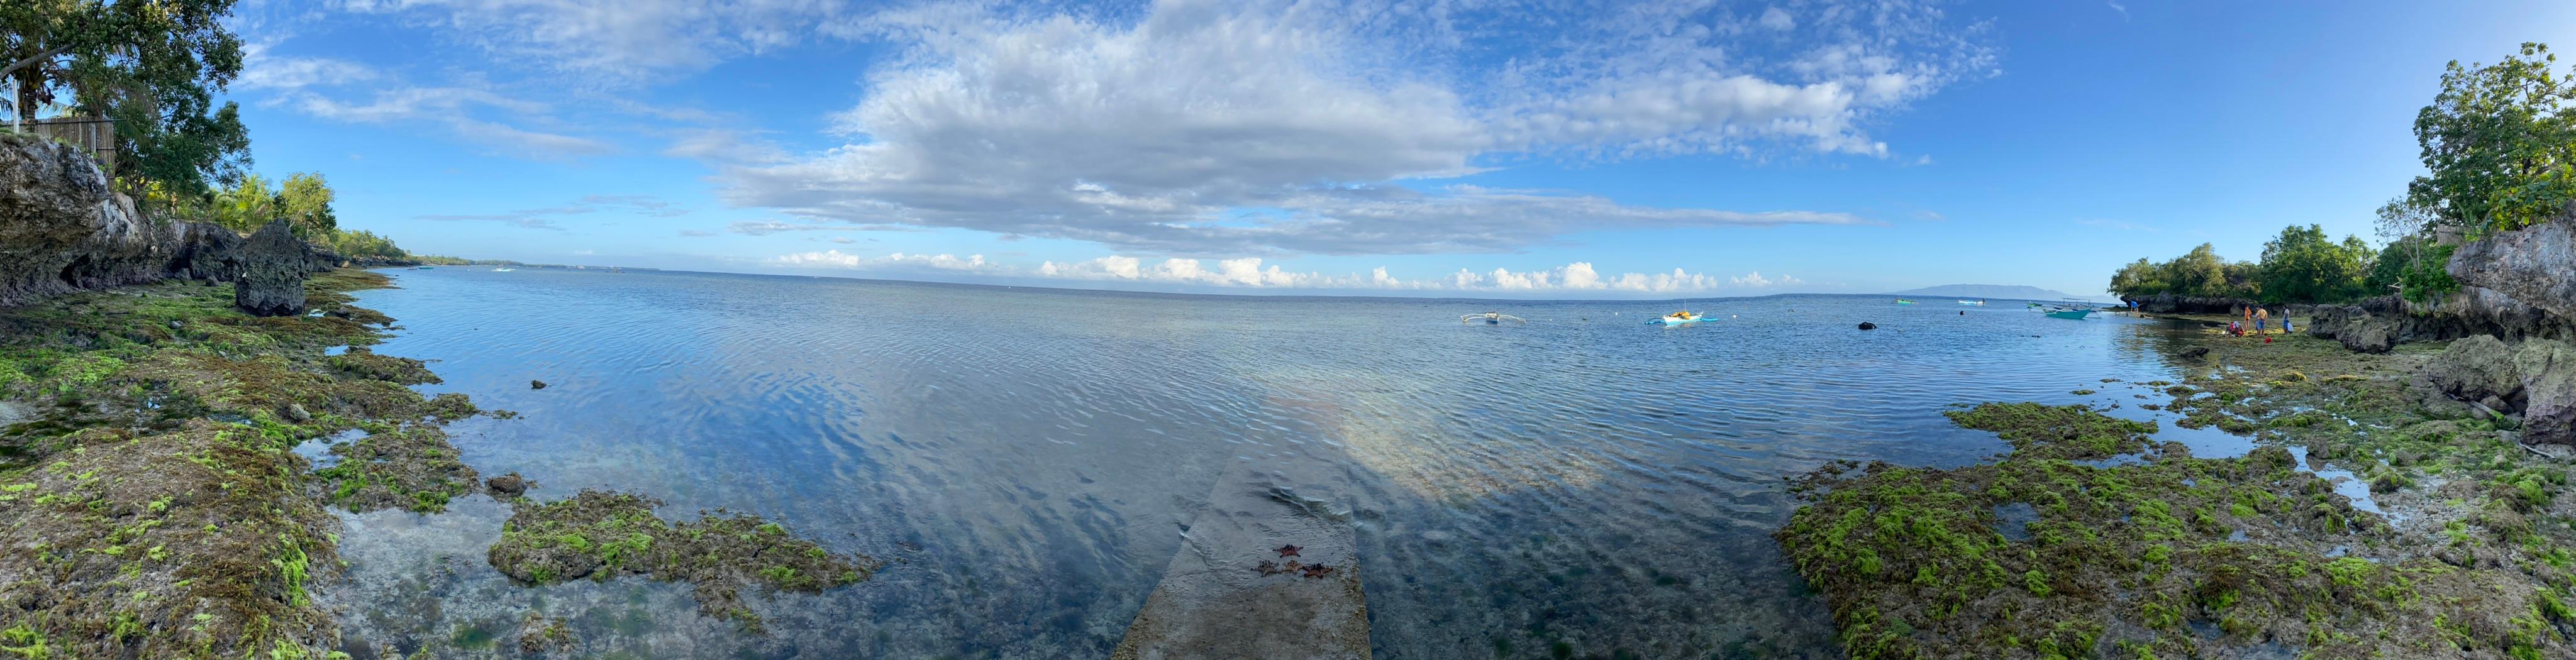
<box><xmin>1112</xmin><ymin>464</ymin><xmax>1370</xmax><ymax>660</ymax></box>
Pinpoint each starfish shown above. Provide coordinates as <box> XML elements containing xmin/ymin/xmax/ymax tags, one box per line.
<box><xmin>1253</xmin><ymin>561</ymin><xmax>1281</xmax><ymax>576</ymax></box>
<box><xmin>1275</xmin><ymin>544</ymin><xmax>1302</xmax><ymax>558</ymax></box>
<box><xmin>1282</xmin><ymin>560</ymin><xmax>1302</xmax><ymax>571</ymax></box>
<box><xmin>1301</xmin><ymin>564</ymin><xmax>1335</xmax><ymax>578</ymax></box>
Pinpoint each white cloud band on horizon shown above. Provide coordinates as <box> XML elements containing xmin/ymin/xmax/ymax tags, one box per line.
<box><xmin>769</xmin><ymin>250</ymin><xmax>1799</xmax><ymax>294</ymax></box>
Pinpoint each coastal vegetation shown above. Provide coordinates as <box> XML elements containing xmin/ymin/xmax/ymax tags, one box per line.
<box><xmin>1789</xmin><ymin>42</ymin><xmax>2576</xmax><ymax>659</ymax></box>
<box><xmin>2114</xmin><ymin>42</ymin><xmax>2576</xmax><ymax>306</ymax></box>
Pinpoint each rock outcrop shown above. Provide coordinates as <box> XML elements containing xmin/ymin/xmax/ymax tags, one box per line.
<box><xmin>0</xmin><ymin>132</ymin><xmax>286</xmax><ymax>306</ymax></box>
<box><xmin>2413</xmin><ymin>336</ymin><xmax>2576</xmax><ymax>445</ymax></box>
<box><xmin>235</xmin><ymin>221</ymin><xmax>309</xmax><ymax>316</ymax></box>
<box><xmin>2452</xmin><ymin>220</ymin><xmax>2576</xmax><ymax>321</ymax></box>
<box><xmin>0</xmin><ymin>135</ymin><xmax>327</xmax><ymax>309</ymax></box>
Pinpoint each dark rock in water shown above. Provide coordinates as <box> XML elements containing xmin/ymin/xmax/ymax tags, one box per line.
<box><xmin>1858</xmin><ymin>322</ymin><xmax>1877</xmax><ymax>330</ymax></box>
<box><xmin>487</xmin><ymin>473</ymin><xmax>527</xmax><ymax>498</ymax></box>
<box><xmin>2179</xmin><ymin>346</ymin><xmax>2209</xmax><ymax>360</ymax></box>
<box><xmin>530</xmin><ymin>380</ymin><xmax>548</xmax><ymax>390</ymax></box>
<box><xmin>233</xmin><ymin>221</ymin><xmax>309</xmax><ymax>316</ymax></box>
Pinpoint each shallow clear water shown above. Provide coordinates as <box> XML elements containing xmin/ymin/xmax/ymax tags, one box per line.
<box><xmin>321</xmin><ymin>269</ymin><xmax>2244</xmax><ymax>658</ymax></box>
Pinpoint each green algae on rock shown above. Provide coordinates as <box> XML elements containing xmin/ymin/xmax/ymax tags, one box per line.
<box><xmin>1777</xmin><ymin>400</ymin><xmax>2572</xmax><ymax>659</ymax></box>
<box><xmin>485</xmin><ymin>489</ymin><xmax>882</xmax><ymax>632</ymax></box>
<box><xmin>0</xmin><ymin>270</ymin><xmax>505</xmax><ymax>657</ymax></box>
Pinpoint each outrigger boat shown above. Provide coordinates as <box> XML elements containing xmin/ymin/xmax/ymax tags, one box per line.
<box><xmin>1957</xmin><ymin>299</ymin><xmax>1986</xmax><ymax>305</ymax></box>
<box><xmin>491</xmin><ymin>267</ymin><xmax>516</xmax><ymax>272</ymax></box>
<box><xmin>2042</xmin><ymin>299</ymin><xmax>2094</xmax><ymax>320</ymax></box>
<box><xmin>1650</xmin><ymin>302</ymin><xmax>1706</xmax><ymax>326</ymax></box>
<box><xmin>1894</xmin><ymin>299</ymin><xmax>1916</xmax><ymax>305</ymax></box>
<box><xmin>1461</xmin><ymin>312</ymin><xmax>1527</xmax><ymax>325</ymax></box>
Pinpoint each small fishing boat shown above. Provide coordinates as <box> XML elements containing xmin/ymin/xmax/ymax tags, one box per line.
<box><xmin>2042</xmin><ymin>299</ymin><xmax>2094</xmax><ymax>319</ymax></box>
<box><xmin>491</xmin><ymin>267</ymin><xmax>516</xmax><ymax>272</ymax></box>
<box><xmin>413</xmin><ymin>265</ymin><xmax>435</xmax><ymax>270</ymax></box>
<box><xmin>1461</xmin><ymin>312</ymin><xmax>1527</xmax><ymax>325</ymax></box>
<box><xmin>1894</xmin><ymin>299</ymin><xmax>1916</xmax><ymax>305</ymax></box>
<box><xmin>1957</xmin><ymin>299</ymin><xmax>1986</xmax><ymax>305</ymax></box>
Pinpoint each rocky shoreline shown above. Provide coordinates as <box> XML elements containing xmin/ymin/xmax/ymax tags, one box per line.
<box><xmin>0</xmin><ymin>267</ymin><xmax>874</xmax><ymax>657</ymax></box>
<box><xmin>1777</xmin><ymin>305</ymin><xmax>2576</xmax><ymax>657</ymax></box>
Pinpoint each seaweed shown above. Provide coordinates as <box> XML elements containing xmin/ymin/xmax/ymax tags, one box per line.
<box><xmin>486</xmin><ymin>490</ymin><xmax>881</xmax><ymax>631</ymax></box>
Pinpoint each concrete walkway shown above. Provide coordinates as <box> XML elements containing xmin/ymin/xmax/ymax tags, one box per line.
<box><xmin>1112</xmin><ymin>464</ymin><xmax>1370</xmax><ymax>660</ymax></box>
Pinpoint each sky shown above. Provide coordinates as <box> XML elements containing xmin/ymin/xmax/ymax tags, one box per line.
<box><xmin>215</xmin><ymin>0</ymin><xmax>2576</xmax><ymax>299</ymax></box>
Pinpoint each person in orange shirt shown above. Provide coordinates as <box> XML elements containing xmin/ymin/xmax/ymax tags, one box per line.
<box><xmin>2255</xmin><ymin>307</ymin><xmax>2269</xmax><ymax>334</ymax></box>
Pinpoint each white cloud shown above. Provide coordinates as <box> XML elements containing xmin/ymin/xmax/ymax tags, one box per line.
<box><xmin>1729</xmin><ymin>271</ymin><xmax>1803</xmax><ymax>288</ymax></box>
<box><xmin>332</xmin><ymin>0</ymin><xmax>859</xmax><ymax>84</ymax></box>
<box><xmin>772</xmin><ymin>250</ymin><xmax>1801</xmax><ymax>294</ymax></box>
<box><xmin>237</xmin><ymin>51</ymin><xmax>378</xmax><ymax>90</ymax></box>
<box><xmin>774</xmin><ymin>250</ymin><xmax>990</xmax><ymax>271</ymax></box>
<box><xmin>708</xmin><ymin>0</ymin><xmax>1985</xmax><ymax>256</ymax></box>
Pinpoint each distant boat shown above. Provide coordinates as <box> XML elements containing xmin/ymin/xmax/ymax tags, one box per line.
<box><xmin>1461</xmin><ymin>312</ymin><xmax>1526</xmax><ymax>325</ymax></box>
<box><xmin>1895</xmin><ymin>299</ymin><xmax>1916</xmax><ymax>305</ymax></box>
<box><xmin>1655</xmin><ymin>311</ymin><xmax>1704</xmax><ymax>325</ymax></box>
<box><xmin>491</xmin><ymin>268</ymin><xmax>515</xmax><ymax>272</ymax></box>
<box><xmin>1957</xmin><ymin>299</ymin><xmax>1986</xmax><ymax>305</ymax></box>
<box><xmin>414</xmin><ymin>265</ymin><xmax>435</xmax><ymax>270</ymax></box>
<box><xmin>2045</xmin><ymin>308</ymin><xmax>2093</xmax><ymax>320</ymax></box>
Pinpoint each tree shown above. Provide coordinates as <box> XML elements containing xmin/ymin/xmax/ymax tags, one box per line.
<box><xmin>212</xmin><ymin>172</ymin><xmax>274</xmax><ymax>233</ymax></box>
<box><xmin>2405</xmin><ymin>43</ymin><xmax>2576</xmax><ymax>236</ymax></box>
<box><xmin>4</xmin><ymin>0</ymin><xmax>250</xmax><ymax>192</ymax></box>
<box><xmin>277</xmin><ymin>172</ymin><xmax>335</xmax><ymax>236</ymax></box>
<box><xmin>2255</xmin><ymin>224</ymin><xmax>2372</xmax><ymax>304</ymax></box>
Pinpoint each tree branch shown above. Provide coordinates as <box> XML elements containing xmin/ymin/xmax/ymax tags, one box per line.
<box><xmin>0</xmin><ymin>46</ymin><xmax>72</xmax><ymax>79</ymax></box>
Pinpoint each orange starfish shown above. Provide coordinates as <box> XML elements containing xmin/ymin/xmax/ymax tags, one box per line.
<box><xmin>1275</xmin><ymin>544</ymin><xmax>1302</xmax><ymax>557</ymax></box>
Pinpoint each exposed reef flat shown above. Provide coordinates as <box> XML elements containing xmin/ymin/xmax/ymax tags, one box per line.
<box><xmin>485</xmin><ymin>489</ymin><xmax>880</xmax><ymax>633</ymax></box>
<box><xmin>0</xmin><ymin>270</ymin><xmax>874</xmax><ymax>657</ymax></box>
<box><xmin>1778</xmin><ymin>324</ymin><xmax>2576</xmax><ymax>658</ymax></box>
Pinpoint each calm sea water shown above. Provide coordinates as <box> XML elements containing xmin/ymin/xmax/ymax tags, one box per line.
<box><xmin>318</xmin><ymin>268</ymin><xmax>2233</xmax><ymax>659</ymax></box>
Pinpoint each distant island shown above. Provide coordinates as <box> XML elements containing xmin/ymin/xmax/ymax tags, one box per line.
<box><xmin>1886</xmin><ymin>283</ymin><xmax>2101</xmax><ymax>301</ymax></box>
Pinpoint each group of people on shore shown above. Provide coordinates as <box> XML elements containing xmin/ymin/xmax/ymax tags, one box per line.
<box><xmin>2226</xmin><ymin>305</ymin><xmax>2287</xmax><ymax>339</ymax></box>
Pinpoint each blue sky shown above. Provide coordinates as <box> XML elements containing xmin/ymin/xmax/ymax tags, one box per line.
<box><xmin>220</xmin><ymin>0</ymin><xmax>2575</xmax><ymax>298</ymax></box>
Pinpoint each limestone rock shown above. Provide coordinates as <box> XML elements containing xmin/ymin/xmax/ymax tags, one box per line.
<box><xmin>2518</xmin><ymin>339</ymin><xmax>2576</xmax><ymax>446</ymax></box>
<box><xmin>2421</xmin><ymin>335</ymin><xmax>2523</xmax><ymax>407</ymax></box>
<box><xmin>0</xmin><ymin>133</ymin><xmax>260</xmax><ymax>306</ymax></box>
<box><xmin>233</xmin><ymin>221</ymin><xmax>308</xmax><ymax>316</ymax></box>
<box><xmin>2451</xmin><ymin>219</ymin><xmax>2576</xmax><ymax>322</ymax></box>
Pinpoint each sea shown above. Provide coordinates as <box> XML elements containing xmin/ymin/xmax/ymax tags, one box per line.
<box><xmin>313</xmin><ymin>267</ymin><xmax>2291</xmax><ymax>659</ymax></box>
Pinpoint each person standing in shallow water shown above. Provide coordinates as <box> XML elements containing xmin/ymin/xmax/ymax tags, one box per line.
<box><xmin>2255</xmin><ymin>307</ymin><xmax>2269</xmax><ymax>334</ymax></box>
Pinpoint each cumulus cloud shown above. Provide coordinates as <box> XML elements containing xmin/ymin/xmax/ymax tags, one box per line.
<box><xmin>770</xmin><ymin>250</ymin><xmax>1801</xmax><ymax>294</ymax></box>
<box><xmin>1729</xmin><ymin>271</ymin><xmax>1803</xmax><ymax>287</ymax></box>
<box><xmin>706</xmin><ymin>0</ymin><xmax>1987</xmax><ymax>256</ymax></box>
<box><xmin>774</xmin><ymin>250</ymin><xmax>991</xmax><ymax>271</ymax></box>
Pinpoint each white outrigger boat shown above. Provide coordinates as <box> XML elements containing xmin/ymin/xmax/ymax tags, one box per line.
<box><xmin>1462</xmin><ymin>312</ymin><xmax>1528</xmax><ymax>325</ymax></box>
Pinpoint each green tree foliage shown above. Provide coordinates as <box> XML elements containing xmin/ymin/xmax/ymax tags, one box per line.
<box><xmin>2405</xmin><ymin>43</ymin><xmax>2576</xmax><ymax>235</ymax></box>
<box><xmin>2106</xmin><ymin>243</ymin><xmax>2260</xmax><ymax>301</ymax></box>
<box><xmin>2366</xmin><ymin>235</ymin><xmax>2458</xmax><ymax>304</ymax></box>
<box><xmin>321</xmin><ymin>230</ymin><xmax>405</xmax><ymax>260</ymax></box>
<box><xmin>2255</xmin><ymin>224</ymin><xmax>2375</xmax><ymax>304</ymax></box>
<box><xmin>211</xmin><ymin>172</ymin><xmax>275</xmax><ymax>233</ymax></box>
<box><xmin>277</xmin><ymin>172</ymin><xmax>335</xmax><ymax>236</ymax></box>
<box><xmin>4</xmin><ymin>0</ymin><xmax>250</xmax><ymax>192</ymax></box>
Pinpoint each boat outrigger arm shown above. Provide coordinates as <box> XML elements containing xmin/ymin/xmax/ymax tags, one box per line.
<box><xmin>1462</xmin><ymin>312</ymin><xmax>1528</xmax><ymax>324</ymax></box>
